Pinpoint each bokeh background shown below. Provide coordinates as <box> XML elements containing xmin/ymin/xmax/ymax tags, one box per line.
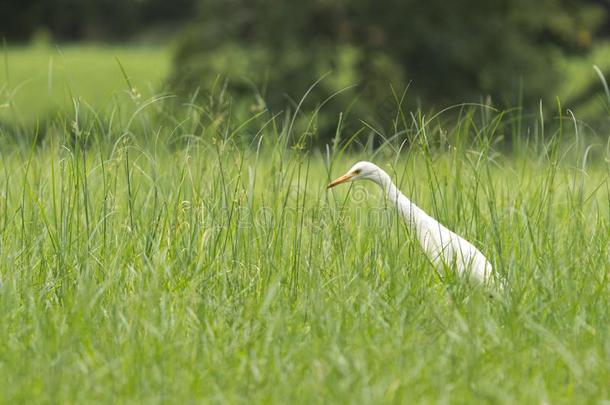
<box><xmin>3</xmin><ymin>0</ymin><xmax>610</xmax><ymax>143</ymax></box>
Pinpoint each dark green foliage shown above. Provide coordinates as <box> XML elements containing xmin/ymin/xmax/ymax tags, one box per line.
<box><xmin>170</xmin><ymin>0</ymin><xmax>605</xmax><ymax>141</ymax></box>
<box><xmin>0</xmin><ymin>0</ymin><xmax>197</xmax><ymax>42</ymax></box>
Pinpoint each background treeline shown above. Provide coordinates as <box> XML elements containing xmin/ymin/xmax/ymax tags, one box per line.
<box><xmin>0</xmin><ymin>0</ymin><xmax>197</xmax><ymax>41</ymax></box>
<box><xmin>3</xmin><ymin>0</ymin><xmax>610</xmax><ymax>144</ymax></box>
<box><xmin>173</xmin><ymin>0</ymin><xmax>605</xmax><ymax>104</ymax></box>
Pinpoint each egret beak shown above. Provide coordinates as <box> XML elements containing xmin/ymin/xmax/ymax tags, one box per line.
<box><xmin>327</xmin><ymin>173</ymin><xmax>355</xmax><ymax>189</ymax></box>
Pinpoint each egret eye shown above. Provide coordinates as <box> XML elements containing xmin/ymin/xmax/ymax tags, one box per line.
<box><xmin>353</xmin><ymin>169</ymin><xmax>362</xmax><ymax>175</ymax></box>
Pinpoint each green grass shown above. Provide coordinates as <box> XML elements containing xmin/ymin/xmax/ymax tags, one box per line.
<box><xmin>558</xmin><ymin>41</ymin><xmax>610</xmax><ymax>119</ymax></box>
<box><xmin>0</xmin><ymin>88</ymin><xmax>609</xmax><ymax>404</ymax></box>
<box><xmin>0</xmin><ymin>44</ymin><xmax>169</xmax><ymax>122</ymax></box>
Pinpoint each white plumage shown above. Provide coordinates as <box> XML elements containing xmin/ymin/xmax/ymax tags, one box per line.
<box><xmin>328</xmin><ymin>161</ymin><xmax>493</xmax><ymax>283</ymax></box>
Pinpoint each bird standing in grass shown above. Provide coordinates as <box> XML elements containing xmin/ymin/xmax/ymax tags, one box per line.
<box><xmin>328</xmin><ymin>161</ymin><xmax>493</xmax><ymax>284</ymax></box>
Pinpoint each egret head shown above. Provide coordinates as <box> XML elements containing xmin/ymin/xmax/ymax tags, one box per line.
<box><xmin>327</xmin><ymin>161</ymin><xmax>388</xmax><ymax>188</ymax></box>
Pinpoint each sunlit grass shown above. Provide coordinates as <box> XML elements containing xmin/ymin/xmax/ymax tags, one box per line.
<box><xmin>0</xmin><ymin>90</ymin><xmax>608</xmax><ymax>403</ymax></box>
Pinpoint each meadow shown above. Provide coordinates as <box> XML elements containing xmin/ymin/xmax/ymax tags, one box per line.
<box><xmin>0</xmin><ymin>46</ymin><xmax>609</xmax><ymax>403</ymax></box>
<box><xmin>1</xmin><ymin>44</ymin><xmax>170</xmax><ymax>122</ymax></box>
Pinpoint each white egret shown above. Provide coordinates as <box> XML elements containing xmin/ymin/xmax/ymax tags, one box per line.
<box><xmin>328</xmin><ymin>161</ymin><xmax>493</xmax><ymax>283</ymax></box>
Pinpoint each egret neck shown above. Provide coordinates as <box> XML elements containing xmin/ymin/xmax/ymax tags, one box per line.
<box><xmin>328</xmin><ymin>161</ymin><xmax>493</xmax><ymax>283</ymax></box>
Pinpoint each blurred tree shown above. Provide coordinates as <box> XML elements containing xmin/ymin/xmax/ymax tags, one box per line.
<box><xmin>169</xmin><ymin>0</ymin><xmax>606</xmax><ymax>141</ymax></box>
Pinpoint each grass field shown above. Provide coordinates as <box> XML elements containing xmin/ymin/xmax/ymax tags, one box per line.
<box><xmin>1</xmin><ymin>45</ymin><xmax>169</xmax><ymax>122</ymax></box>
<box><xmin>1</xmin><ymin>45</ymin><xmax>610</xmax><ymax>403</ymax></box>
<box><xmin>0</xmin><ymin>89</ymin><xmax>609</xmax><ymax>403</ymax></box>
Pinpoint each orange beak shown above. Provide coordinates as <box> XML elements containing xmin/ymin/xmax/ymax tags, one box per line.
<box><xmin>327</xmin><ymin>173</ymin><xmax>355</xmax><ymax>189</ymax></box>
